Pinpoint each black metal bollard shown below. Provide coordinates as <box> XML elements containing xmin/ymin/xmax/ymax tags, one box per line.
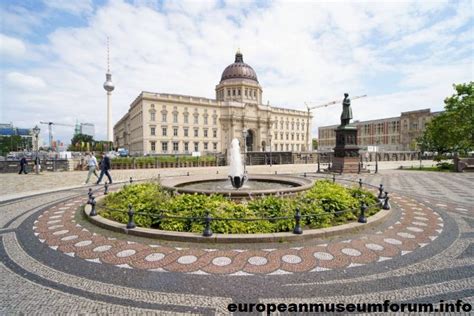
<box><xmin>104</xmin><ymin>182</ymin><xmax>109</xmax><ymax>195</ymax></box>
<box><xmin>203</xmin><ymin>213</ymin><xmax>213</xmax><ymax>237</ymax></box>
<box><xmin>293</xmin><ymin>209</ymin><xmax>303</xmax><ymax>234</ymax></box>
<box><xmin>358</xmin><ymin>203</ymin><xmax>367</xmax><ymax>223</ymax></box>
<box><xmin>87</xmin><ymin>188</ymin><xmax>93</xmax><ymax>204</ymax></box>
<box><xmin>359</xmin><ymin>178</ymin><xmax>363</xmax><ymax>188</ymax></box>
<box><xmin>383</xmin><ymin>192</ymin><xmax>391</xmax><ymax>210</ymax></box>
<box><xmin>377</xmin><ymin>184</ymin><xmax>384</xmax><ymax>199</ymax></box>
<box><xmin>129</xmin><ymin>177</ymin><xmax>133</xmax><ymax>184</ymax></box>
<box><xmin>89</xmin><ymin>196</ymin><xmax>97</xmax><ymax>216</ymax></box>
<box><xmin>187</xmin><ymin>171</ymin><xmax>189</xmax><ymax>176</ymax></box>
<box><xmin>126</xmin><ymin>204</ymin><xmax>136</xmax><ymax>229</ymax></box>
<box><xmin>332</xmin><ymin>174</ymin><xmax>336</xmax><ymax>183</ymax></box>
<box><xmin>317</xmin><ymin>155</ymin><xmax>321</xmax><ymax>173</ymax></box>
<box><xmin>304</xmin><ymin>172</ymin><xmax>307</xmax><ymax>178</ymax></box>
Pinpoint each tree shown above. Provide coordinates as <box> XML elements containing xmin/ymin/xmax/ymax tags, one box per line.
<box><xmin>68</xmin><ymin>134</ymin><xmax>94</xmax><ymax>151</ymax></box>
<box><xmin>312</xmin><ymin>138</ymin><xmax>318</xmax><ymax>150</ymax></box>
<box><xmin>419</xmin><ymin>82</ymin><xmax>474</xmax><ymax>155</ymax></box>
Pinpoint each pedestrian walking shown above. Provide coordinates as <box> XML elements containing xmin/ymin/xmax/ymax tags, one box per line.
<box><xmin>34</xmin><ymin>156</ymin><xmax>41</xmax><ymax>174</ymax></box>
<box><xmin>18</xmin><ymin>157</ymin><xmax>28</xmax><ymax>174</ymax></box>
<box><xmin>84</xmin><ymin>152</ymin><xmax>99</xmax><ymax>184</ymax></box>
<box><xmin>96</xmin><ymin>152</ymin><xmax>112</xmax><ymax>184</ymax></box>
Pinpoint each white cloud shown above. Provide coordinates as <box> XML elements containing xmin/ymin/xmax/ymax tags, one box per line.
<box><xmin>1</xmin><ymin>0</ymin><xmax>472</xmax><ymax>144</ymax></box>
<box><xmin>0</xmin><ymin>34</ymin><xmax>26</xmax><ymax>58</ymax></box>
<box><xmin>6</xmin><ymin>72</ymin><xmax>47</xmax><ymax>90</ymax></box>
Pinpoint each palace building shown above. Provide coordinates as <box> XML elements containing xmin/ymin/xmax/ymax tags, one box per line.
<box><xmin>114</xmin><ymin>51</ymin><xmax>311</xmax><ymax>155</ymax></box>
<box><xmin>318</xmin><ymin>109</ymin><xmax>441</xmax><ymax>151</ymax></box>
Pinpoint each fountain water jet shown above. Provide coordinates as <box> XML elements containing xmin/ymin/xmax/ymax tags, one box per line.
<box><xmin>228</xmin><ymin>138</ymin><xmax>247</xmax><ymax>189</ymax></box>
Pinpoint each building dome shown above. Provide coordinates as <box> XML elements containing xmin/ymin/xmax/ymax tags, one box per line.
<box><xmin>220</xmin><ymin>50</ymin><xmax>258</xmax><ymax>83</ymax></box>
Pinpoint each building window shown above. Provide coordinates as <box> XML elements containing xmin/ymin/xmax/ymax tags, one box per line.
<box><xmin>204</xmin><ymin>142</ymin><xmax>208</xmax><ymax>150</ymax></box>
<box><xmin>184</xmin><ymin>114</ymin><xmax>189</xmax><ymax>124</ymax></box>
<box><xmin>194</xmin><ymin>115</ymin><xmax>198</xmax><ymax>124</ymax></box>
<box><xmin>280</xmin><ymin>132</ymin><xmax>283</xmax><ymax>140</ymax></box>
<box><xmin>194</xmin><ymin>142</ymin><xmax>199</xmax><ymax>152</ymax></box>
<box><xmin>280</xmin><ymin>121</ymin><xmax>283</xmax><ymax>129</ymax></box>
<box><xmin>227</xmin><ymin>89</ymin><xmax>230</xmax><ymax>96</ymax></box>
<box><xmin>233</xmin><ymin>89</ymin><xmax>236</xmax><ymax>96</ymax></box>
<box><xmin>194</xmin><ymin>128</ymin><xmax>198</xmax><ymax>137</ymax></box>
<box><xmin>274</xmin><ymin>133</ymin><xmax>278</xmax><ymax>140</ymax></box>
<box><xmin>184</xmin><ymin>142</ymin><xmax>189</xmax><ymax>152</ymax></box>
<box><xmin>213</xmin><ymin>129</ymin><xmax>217</xmax><ymax>138</ymax></box>
<box><xmin>296</xmin><ymin>144</ymin><xmax>299</xmax><ymax>151</ymax></box>
<box><xmin>204</xmin><ymin>116</ymin><xmax>208</xmax><ymax>125</ymax></box>
<box><xmin>286</xmin><ymin>122</ymin><xmax>289</xmax><ymax>129</ymax></box>
<box><xmin>213</xmin><ymin>116</ymin><xmax>217</xmax><ymax>125</ymax></box>
<box><xmin>204</xmin><ymin>129</ymin><xmax>208</xmax><ymax>137</ymax></box>
<box><xmin>253</xmin><ymin>90</ymin><xmax>256</xmax><ymax>97</ymax></box>
<box><xmin>286</xmin><ymin>133</ymin><xmax>289</xmax><ymax>140</ymax></box>
<box><xmin>150</xmin><ymin>127</ymin><xmax>156</xmax><ymax>136</ymax></box>
<box><xmin>173</xmin><ymin>127</ymin><xmax>178</xmax><ymax>137</ymax></box>
<box><xmin>173</xmin><ymin>113</ymin><xmax>178</xmax><ymax>123</ymax></box>
<box><xmin>238</xmin><ymin>89</ymin><xmax>241</xmax><ymax>96</ymax></box>
<box><xmin>245</xmin><ymin>89</ymin><xmax>248</xmax><ymax>96</ymax></box>
<box><xmin>213</xmin><ymin>142</ymin><xmax>217</xmax><ymax>150</ymax></box>
<box><xmin>162</xmin><ymin>127</ymin><xmax>167</xmax><ymax>136</ymax></box>
<box><xmin>286</xmin><ymin>144</ymin><xmax>289</xmax><ymax>151</ymax></box>
<box><xmin>150</xmin><ymin>112</ymin><xmax>155</xmax><ymax>121</ymax></box>
<box><xmin>291</xmin><ymin>133</ymin><xmax>294</xmax><ymax>140</ymax></box>
<box><xmin>184</xmin><ymin>128</ymin><xmax>189</xmax><ymax>137</ymax></box>
<box><xmin>173</xmin><ymin>141</ymin><xmax>179</xmax><ymax>152</ymax></box>
<box><xmin>150</xmin><ymin>141</ymin><xmax>156</xmax><ymax>151</ymax></box>
<box><xmin>161</xmin><ymin>142</ymin><xmax>168</xmax><ymax>153</ymax></box>
<box><xmin>296</xmin><ymin>134</ymin><xmax>299</xmax><ymax>141</ymax></box>
<box><xmin>162</xmin><ymin>113</ymin><xmax>167</xmax><ymax>122</ymax></box>
<box><xmin>280</xmin><ymin>144</ymin><xmax>283</xmax><ymax>151</ymax></box>
<box><xmin>291</xmin><ymin>122</ymin><xmax>295</xmax><ymax>130</ymax></box>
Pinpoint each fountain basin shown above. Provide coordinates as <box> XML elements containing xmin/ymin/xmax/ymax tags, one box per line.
<box><xmin>161</xmin><ymin>174</ymin><xmax>314</xmax><ymax>199</ymax></box>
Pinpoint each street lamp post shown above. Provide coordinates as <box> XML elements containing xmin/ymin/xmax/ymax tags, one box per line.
<box><xmin>269</xmin><ymin>134</ymin><xmax>272</xmax><ymax>167</ymax></box>
<box><xmin>243</xmin><ymin>129</ymin><xmax>248</xmax><ymax>174</ymax></box>
<box><xmin>32</xmin><ymin>125</ymin><xmax>41</xmax><ymax>175</ymax></box>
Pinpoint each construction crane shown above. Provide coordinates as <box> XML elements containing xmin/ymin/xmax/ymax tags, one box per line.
<box><xmin>40</xmin><ymin>121</ymin><xmax>74</xmax><ymax>149</ymax></box>
<box><xmin>304</xmin><ymin>94</ymin><xmax>367</xmax><ymax>112</ymax></box>
<box><xmin>303</xmin><ymin>94</ymin><xmax>367</xmax><ymax>151</ymax></box>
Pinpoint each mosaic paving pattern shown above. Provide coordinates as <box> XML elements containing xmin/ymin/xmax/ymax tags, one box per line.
<box><xmin>32</xmin><ymin>194</ymin><xmax>449</xmax><ymax>276</ymax></box>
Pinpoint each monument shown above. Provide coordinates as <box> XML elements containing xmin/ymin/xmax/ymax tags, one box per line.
<box><xmin>331</xmin><ymin>93</ymin><xmax>360</xmax><ymax>173</ymax></box>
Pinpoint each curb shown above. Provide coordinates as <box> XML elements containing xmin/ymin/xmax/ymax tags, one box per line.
<box><xmin>83</xmin><ymin>202</ymin><xmax>391</xmax><ymax>244</ymax></box>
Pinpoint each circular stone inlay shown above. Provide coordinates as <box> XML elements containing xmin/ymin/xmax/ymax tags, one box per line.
<box><xmin>212</xmin><ymin>257</ymin><xmax>232</xmax><ymax>266</ymax></box>
<box><xmin>282</xmin><ymin>255</ymin><xmax>302</xmax><ymax>264</ymax></box>
<box><xmin>412</xmin><ymin>221</ymin><xmax>428</xmax><ymax>226</ymax></box>
<box><xmin>177</xmin><ymin>255</ymin><xmax>198</xmax><ymax>265</ymax></box>
<box><xmin>93</xmin><ymin>245</ymin><xmax>112</xmax><ymax>252</ymax></box>
<box><xmin>313</xmin><ymin>252</ymin><xmax>334</xmax><ymax>260</ymax></box>
<box><xmin>406</xmin><ymin>226</ymin><xmax>424</xmax><ymax>232</ymax></box>
<box><xmin>414</xmin><ymin>216</ymin><xmax>428</xmax><ymax>221</ymax></box>
<box><xmin>384</xmin><ymin>238</ymin><xmax>402</xmax><ymax>245</ymax></box>
<box><xmin>48</xmin><ymin>225</ymin><xmax>64</xmax><ymax>230</ymax></box>
<box><xmin>52</xmin><ymin>230</ymin><xmax>69</xmax><ymax>236</ymax></box>
<box><xmin>60</xmin><ymin>235</ymin><xmax>78</xmax><ymax>241</ymax></box>
<box><xmin>248</xmin><ymin>256</ymin><xmax>268</xmax><ymax>266</ymax></box>
<box><xmin>74</xmin><ymin>240</ymin><xmax>92</xmax><ymax>247</ymax></box>
<box><xmin>341</xmin><ymin>248</ymin><xmax>362</xmax><ymax>257</ymax></box>
<box><xmin>397</xmin><ymin>232</ymin><xmax>416</xmax><ymax>239</ymax></box>
<box><xmin>117</xmin><ymin>249</ymin><xmax>136</xmax><ymax>258</ymax></box>
<box><xmin>365</xmin><ymin>243</ymin><xmax>384</xmax><ymax>251</ymax></box>
<box><xmin>145</xmin><ymin>253</ymin><xmax>165</xmax><ymax>262</ymax></box>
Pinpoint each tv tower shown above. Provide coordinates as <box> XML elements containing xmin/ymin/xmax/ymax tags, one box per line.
<box><xmin>103</xmin><ymin>36</ymin><xmax>115</xmax><ymax>142</ymax></box>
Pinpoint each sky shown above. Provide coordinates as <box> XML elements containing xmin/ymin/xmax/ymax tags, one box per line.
<box><xmin>1</xmin><ymin>0</ymin><xmax>473</xmax><ymax>145</ymax></box>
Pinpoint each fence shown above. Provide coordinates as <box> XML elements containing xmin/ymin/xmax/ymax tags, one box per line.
<box><xmin>86</xmin><ymin>175</ymin><xmax>391</xmax><ymax>237</ymax></box>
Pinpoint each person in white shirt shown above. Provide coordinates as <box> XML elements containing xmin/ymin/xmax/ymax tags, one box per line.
<box><xmin>84</xmin><ymin>152</ymin><xmax>99</xmax><ymax>184</ymax></box>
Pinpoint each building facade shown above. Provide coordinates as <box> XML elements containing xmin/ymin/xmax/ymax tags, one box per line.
<box><xmin>114</xmin><ymin>51</ymin><xmax>311</xmax><ymax>155</ymax></box>
<box><xmin>318</xmin><ymin>109</ymin><xmax>441</xmax><ymax>151</ymax></box>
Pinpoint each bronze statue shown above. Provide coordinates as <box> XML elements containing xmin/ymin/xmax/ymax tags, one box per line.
<box><xmin>340</xmin><ymin>93</ymin><xmax>352</xmax><ymax>126</ymax></box>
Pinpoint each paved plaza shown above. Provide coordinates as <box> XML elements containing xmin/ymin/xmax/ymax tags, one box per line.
<box><xmin>0</xmin><ymin>164</ymin><xmax>473</xmax><ymax>314</ymax></box>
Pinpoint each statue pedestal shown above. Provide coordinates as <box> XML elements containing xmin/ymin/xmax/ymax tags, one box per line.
<box><xmin>331</xmin><ymin>126</ymin><xmax>360</xmax><ymax>174</ymax></box>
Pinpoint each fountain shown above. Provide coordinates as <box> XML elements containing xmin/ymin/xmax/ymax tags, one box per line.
<box><xmin>228</xmin><ymin>139</ymin><xmax>246</xmax><ymax>189</ymax></box>
<box><xmin>160</xmin><ymin>139</ymin><xmax>313</xmax><ymax>199</ymax></box>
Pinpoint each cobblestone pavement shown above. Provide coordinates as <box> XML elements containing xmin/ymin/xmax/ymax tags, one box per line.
<box><xmin>0</xmin><ymin>167</ymin><xmax>473</xmax><ymax>314</ymax></box>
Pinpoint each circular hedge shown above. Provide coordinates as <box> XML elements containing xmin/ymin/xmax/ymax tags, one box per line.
<box><xmin>98</xmin><ymin>180</ymin><xmax>379</xmax><ymax>234</ymax></box>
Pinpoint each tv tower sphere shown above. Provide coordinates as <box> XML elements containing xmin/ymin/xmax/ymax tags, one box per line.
<box><xmin>103</xmin><ymin>73</ymin><xmax>114</xmax><ymax>92</ymax></box>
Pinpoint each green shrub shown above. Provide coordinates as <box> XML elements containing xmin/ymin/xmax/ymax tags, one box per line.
<box><xmin>100</xmin><ymin>180</ymin><xmax>380</xmax><ymax>234</ymax></box>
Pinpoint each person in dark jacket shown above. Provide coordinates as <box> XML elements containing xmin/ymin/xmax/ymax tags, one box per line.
<box><xmin>18</xmin><ymin>157</ymin><xmax>28</xmax><ymax>174</ymax></box>
<box><xmin>96</xmin><ymin>152</ymin><xmax>112</xmax><ymax>184</ymax></box>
